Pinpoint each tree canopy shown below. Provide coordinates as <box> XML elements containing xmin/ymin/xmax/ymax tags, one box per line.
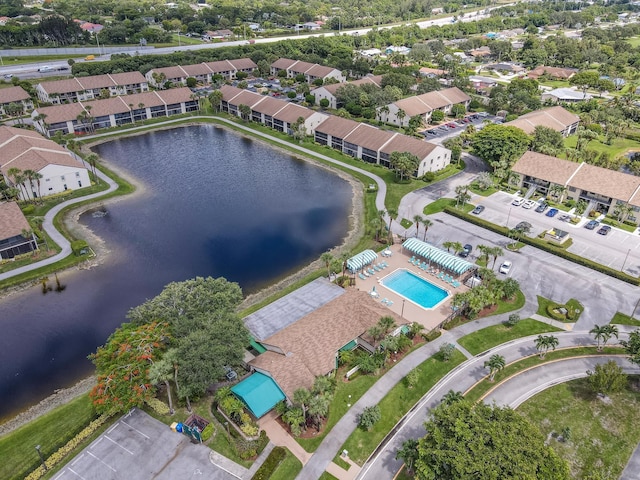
<box><xmin>472</xmin><ymin>125</ymin><xmax>531</xmax><ymax>179</ymax></box>
<box><xmin>412</xmin><ymin>400</ymin><xmax>570</xmax><ymax>479</ymax></box>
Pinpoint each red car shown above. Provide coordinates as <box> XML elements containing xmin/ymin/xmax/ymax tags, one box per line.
<box><xmin>447</xmin><ymin>123</ymin><xmax>457</xmax><ymax>128</ymax></box>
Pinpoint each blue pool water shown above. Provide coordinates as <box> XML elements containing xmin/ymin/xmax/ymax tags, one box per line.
<box><xmin>382</xmin><ymin>269</ymin><xmax>449</xmax><ymax>308</ymax></box>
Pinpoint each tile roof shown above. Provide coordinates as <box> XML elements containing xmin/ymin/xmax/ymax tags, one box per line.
<box><xmin>504</xmin><ymin>106</ymin><xmax>579</xmax><ymax>134</ymax></box>
<box><xmin>273</xmin><ymin>103</ymin><xmax>314</xmax><ymax>123</ymax></box>
<box><xmin>392</xmin><ymin>87</ymin><xmax>470</xmax><ymax>116</ymax></box>
<box><xmin>250</xmin><ymin>96</ymin><xmax>286</xmax><ymax>116</ymax></box>
<box><xmin>228</xmin><ymin>58</ymin><xmax>258</xmax><ymax>71</ymax></box>
<box><xmin>344</xmin><ymin>123</ymin><xmax>395</xmax><ymax>150</ymax></box>
<box><xmin>0</xmin><ymin>86</ymin><xmax>31</xmax><ymax>103</ymax></box>
<box><xmin>250</xmin><ymin>289</ymin><xmax>406</xmax><ymax>398</ymax></box>
<box><xmin>34</xmin><ymin>103</ymin><xmax>85</xmax><ymax>124</ymax></box>
<box><xmin>151</xmin><ymin>65</ymin><xmax>189</xmax><ymax>80</ymax></box>
<box><xmin>271</xmin><ymin>58</ymin><xmax>298</xmax><ymax>70</ymax></box>
<box><xmin>315</xmin><ymin>75</ymin><xmax>383</xmax><ymax>96</ymax></box>
<box><xmin>0</xmin><ymin>201</ymin><xmax>30</xmax><ymax>240</ymax></box>
<box><xmin>381</xmin><ymin>135</ymin><xmax>437</xmax><ymax>159</ymax></box>
<box><xmin>527</xmin><ymin>66</ymin><xmax>577</xmax><ymax>80</ymax></box>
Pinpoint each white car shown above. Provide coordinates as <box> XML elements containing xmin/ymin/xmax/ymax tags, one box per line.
<box><xmin>499</xmin><ymin>261</ymin><xmax>512</xmax><ymax>274</ymax></box>
<box><xmin>522</xmin><ymin>200</ymin><xmax>537</xmax><ymax>209</ymax></box>
<box><xmin>512</xmin><ymin>198</ymin><xmax>525</xmax><ymax>206</ymax></box>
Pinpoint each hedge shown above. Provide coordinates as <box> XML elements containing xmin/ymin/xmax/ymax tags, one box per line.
<box><xmin>251</xmin><ymin>446</ymin><xmax>286</xmax><ymax>480</ymax></box>
<box><xmin>443</xmin><ymin>207</ymin><xmax>640</xmax><ymax>286</ymax></box>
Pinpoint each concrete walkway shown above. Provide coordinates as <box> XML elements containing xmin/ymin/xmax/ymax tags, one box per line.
<box><xmin>621</xmin><ymin>442</ymin><xmax>640</xmax><ymax>480</ymax></box>
<box><xmin>258</xmin><ymin>411</ymin><xmax>313</xmax><ymax>465</ymax></box>
<box><xmin>0</xmin><ymin>153</ymin><xmax>117</xmax><ymax>281</ymax></box>
<box><xmin>530</xmin><ymin>313</ymin><xmax>574</xmax><ymax>331</ymax></box>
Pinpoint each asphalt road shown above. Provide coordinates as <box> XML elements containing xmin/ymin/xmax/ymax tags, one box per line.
<box><xmin>357</xmin><ymin>333</ymin><xmax>635</xmax><ymax>479</ymax></box>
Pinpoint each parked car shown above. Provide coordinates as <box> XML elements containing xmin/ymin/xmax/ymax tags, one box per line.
<box><xmin>558</xmin><ymin>214</ymin><xmax>571</xmax><ymax>222</ymax></box>
<box><xmin>512</xmin><ymin>198</ymin><xmax>525</xmax><ymax>207</ymax></box>
<box><xmin>3</xmin><ymin>73</ymin><xmax>13</xmax><ymax>79</ymax></box>
<box><xmin>597</xmin><ymin>225</ymin><xmax>612</xmax><ymax>235</ymax></box>
<box><xmin>38</xmin><ymin>66</ymin><xmax>53</xmax><ymax>73</ymax></box>
<box><xmin>426</xmin><ymin>130</ymin><xmax>437</xmax><ymax>136</ymax></box>
<box><xmin>471</xmin><ymin>205</ymin><xmax>485</xmax><ymax>215</ymax></box>
<box><xmin>447</xmin><ymin>123</ymin><xmax>457</xmax><ymax>128</ymax></box>
<box><xmin>460</xmin><ymin>244</ymin><xmax>473</xmax><ymax>258</ymax></box>
<box><xmin>515</xmin><ymin>221</ymin><xmax>532</xmax><ymax>231</ymax></box>
<box><xmin>535</xmin><ymin>202</ymin><xmax>548</xmax><ymax>213</ymax></box>
<box><xmin>499</xmin><ymin>260</ymin><xmax>513</xmax><ymax>274</ymax></box>
<box><xmin>546</xmin><ymin>208</ymin><xmax>559</xmax><ymax>217</ymax></box>
<box><xmin>522</xmin><ymin>200</ymin><xmax>537</xmax><ymax>209</ymax></box>
<box><xmin>585</xmin><ymin>220</ymin><xmax>600</xmax><ymax>230</ymax></box>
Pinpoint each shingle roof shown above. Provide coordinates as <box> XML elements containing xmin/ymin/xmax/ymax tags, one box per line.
<box><xmin>0</xmin><ymin>85</ymin><xmax>31</xmax><ymax>103</ymax></box>
<box><xmin>392</xmin><ymin>87</ymin><xmax>470</xmax><ymax>116</ymax></box>
<box><xmin>273</xmin><ymin>103</ymin><xmax>314</xmax><ymax>123</ymax></box>
<box><xmin>229</xmin><ymin>58</ymin><xmax>258</xmax><ymax>70</ymax></box>
<box><xmin>271</xmin><ymin>58</ymin><xmax>298</xmax><ymax>70</ymax></box>
<box><xmin>0</xmin><ymin>125</ymin><xmax>83</xmax><ymax>177</ymax></box>
<box><xmin>381</xmin><ymin>135</ymin><xmax>437</xmax><ymax>160</ymax></box>
<box><xmin>504</xmin><ymin>106</ymin><xmax>579</xmax><ymax>134</ymax></box>
<box><xmin>38</xmin><ymin>72</ymin><xmax>147</xmax><ymax>94</ymax></box>
<box><xmin>250</xmin><ymin>289</ymin><xmax>406</xmax><ymax>398</ymax></box>
<box><xmin>0</xmin><ymin>201</ymin><xmax>30</xmax><ymax>240</ymax></box>
<box><xmin>315</xmin><ymin>75</ymin><xmax>383</xmax><ymax>96</ymax></box>
<box><xmin>344</xmin><ymin>123</ymin><xmax>395</xmax><ymax>150</ymax></box>
<box><xmin>511</xmin><ymin>151</ymin><xmax>581</xmax><ymax>186</ymax></box>
<box><xmin>527</xmin><ymin>66</ymin><xmax>577</xmax><ymax>80</ymax></box>
<box><xmin>314</xmin><ymin>115</ymin><xmax>360</xmax><ymax>138</ymax></box>
<box><xmin>249</xmin><ymin>96</ymin><xmax>285</xmax><ymax>116</ymax></box>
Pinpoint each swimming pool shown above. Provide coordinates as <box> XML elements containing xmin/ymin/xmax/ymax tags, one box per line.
<box><xmin>381</xmin><ymin>269</ymin><xmax>449</xmax><ymax>309</ymax></box>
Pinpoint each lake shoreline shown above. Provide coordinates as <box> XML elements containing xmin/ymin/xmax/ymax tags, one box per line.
<box><xmin>0</xmin><ymin>121</ymin><xmax>365</xmax><ymax>434</ymax></box>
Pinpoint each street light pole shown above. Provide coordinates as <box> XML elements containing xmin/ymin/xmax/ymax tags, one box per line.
<box><xmin>35</xmin><ymin>445</ymin><xmax>47</xmax><ymax>471</ymax></box>
<box><xmin>401</xmin><ymin>299</ymin><xmax>406</xmax><ymax>318</ymax></box>
<box><xmin>506</xmin><ymin>207</ymin><xmax>512</xmax><ymax>229</ymax></box>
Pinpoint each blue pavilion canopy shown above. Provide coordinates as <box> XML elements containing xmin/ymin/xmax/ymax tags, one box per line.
<box><xmin>347</xmin><ymin>249</ymin><xmax>378</xmax><ymax>272</ymax></box>
<box><xmin>402</xmin><ymin>238</ymin><xmax>475</xmax><ymax>275</ymax></box>
<box><xmin>231</xmin><ymin>372</ymin><xmax>286</xmax><ymax>418</ymax></box>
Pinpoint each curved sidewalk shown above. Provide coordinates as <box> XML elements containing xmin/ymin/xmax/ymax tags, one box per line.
<box><xmin>0</xmin><ymin>116</ymin><xmax>387</xmax><ymax>283</ymax></box>
<box><xmin>0</xmin><ymin>155</ymin><xmax>118</xmax><ymax>282</ymax></box>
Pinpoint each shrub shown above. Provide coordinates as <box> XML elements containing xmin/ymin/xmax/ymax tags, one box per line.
<box><xmin>70</xmin><ymin>239</ymin><xmax>88</xmax><ymax>255</ymax></box>
<box><xmin>145</xmin><ymin>397</ymin><xmax>170</xmax><ymax>416</ymax></box>
<box><xmin>505</xmin><ymin>313</ymin><xmax>520</xmax><ymax>327</ymax></box>
<box><xmin>305</xmin><ymin>94</ymin><xmax>315</xmax><ymax>104</ymax></box>
<box><xmin>241</xmin><ymin>422</ymin><xmax>259</xmax><ymax>437</ymax></box>
<box><xmin>422</xmin><ymin>171</ymin><xmax>436</xmax><ymax>182</ymax></box>
<box><xmin>358</xmin><ymin>405</ymin><xmax>381</xmax><ymax>431</ymax></box>
<box><xmin>319</xmin><ymin>98</ymin><xmax>330</xmax><ymax>108</ymax></box>
<box><xmin>201</xmin><ymin>423</ymin><xmax>214</xmax><ymax>442</ymax></box>
<box><xmin>423</xmin><ymin>329</ymin><xmax>442</xmax><ymax>342</ymax></box>
<box><xmin>186</xmin><ymin>77</ymin><xmax>197</xmax><ymax>88</ymax></box>
<box><xmin>21</xmin><ymin>204</ymin><xmax>35</xmax><ymax>215</ymax></box>
<box><xmin>251</xmin><ymin>446</ymin><xmax>286</xmax><ymax>480</ymax></box>
<box><xmin>439</xmin><ymin>343</ymin><xmax>456</xmax><ymax>361</ymax></box>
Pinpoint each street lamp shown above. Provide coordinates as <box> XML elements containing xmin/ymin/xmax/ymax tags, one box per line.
<box><xmin>621</xmin><ymin>248</ymin><xmax>632</xmax><ymax>272</ymax></box>
<box><xmin>506</xmin><ymin>207</ymin><xmax>512</xmax><ymax>229</ymax></box>
<box><xmin>401</xmin><ymin>299</ymin><xmax>406</xmax><ymax>318</ymax></box>
<box><xmin>223</xmin><ymin>421</ymin><xmax>230</xmax><ymax>440</ymax></box>
<box><xmin>35</xmin><ymin>445</ymin><xmax>47</xmax><ymax>471</ymax></box>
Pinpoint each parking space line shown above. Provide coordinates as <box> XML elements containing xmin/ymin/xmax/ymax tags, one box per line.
<box><xmin>105</xmin><ymin>435</ymin><xmax>134</xmax><ymax>455</ymax></box>
<box><xmin>67</xmin><ymin>467</ymin><xmax>87</xmax><ymax>479</ymax></box>
<box><xmin>53</xmin><ymin>471</ymin><xmax>68</xmax><ymax>480</ymax></box>
<box><xmin>71</xmin><ymin>454</ymin><xmax>84</xmax><ymax>466</ymax></box>
<box><xmin>121</xmin><ymin>419</ymin><xmax>150</xmax><ymax>439</ymax></box>
<box><xmin>107</xmin><ymin>423</ymin><xmax>120</xmax><ymax>434</ymax></box>
<box><xmin>90</xmin><ymin>437</ymin><xmax>103</xmax><ymax>449</ymax></box>
<box><xmin>87</xmin><ymin>451</ymin><xmax>116</xmax><ymax>472</ymax></box>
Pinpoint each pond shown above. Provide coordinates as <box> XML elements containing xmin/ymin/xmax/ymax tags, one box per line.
<box><xmin>0</xmin><ymin>125</ymin><xmax>352</xmax><ymax>420</ymax></box>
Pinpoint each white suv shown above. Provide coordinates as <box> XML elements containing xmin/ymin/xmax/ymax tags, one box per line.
<box><xmin>512</xmin><ymin>198</ymin><xmax>525</xmax><ymax>206</ymax></box>
<box><xmin>522</xmin><ymin>200</ymin><xmax>537</xmax><ymax>209</ymax></box>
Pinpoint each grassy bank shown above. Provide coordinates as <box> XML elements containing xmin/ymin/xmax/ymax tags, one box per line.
<box><xmin>339</xmin><ymin>350</ymin><xmax>466</xmax><ymax>465</ymax></box>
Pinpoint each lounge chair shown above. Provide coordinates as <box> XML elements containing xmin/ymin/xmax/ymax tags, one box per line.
<box><xmin>408</xmin><ymin>256</ymin><xmax>416</xmax><ymax>263</ymax></box>
<box><xmin>452</xmin><ymin>280</ymin><xmax>461</xmax><ymax>288</ymax></box>
<box><xmin>381</xmin><ymin>261</ymin><xmax>388</xmax><ymax>268</ymax></box>
<box><xmin>358</xmin><ymin>273</ymin><xmax>366</xmax><ymax>280</ymax></box>
<box><xmin>386</xmin><ymin>300</ymin><xmax>394</xmax><ymax>307</ymax></box>
<box><xmin>368</xmin><ymin>268</ymin><xmax>376</xmax><ymax>276</ymax></box>
<box><xmin>437</xmin><ymin>272</ymin><xmax>444</xmax><ymax>279</ymax></box>
<box><xmin>381</xmin><ymin>298</ymin><xmax>389</xmax><ymax>305</ymax></box>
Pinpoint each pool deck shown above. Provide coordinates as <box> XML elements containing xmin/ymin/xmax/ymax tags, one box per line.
<box><xmin>353</xmin><ymin>244</ymin><xmax>468</xmax><ymax>332</ymax></box>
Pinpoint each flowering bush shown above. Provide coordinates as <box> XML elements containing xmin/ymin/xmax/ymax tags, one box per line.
<box><xmin>145</xmin><ymin>397</ymin><xmax>170</xmax><ymax>416</ymax></box>
<box><xmin>25</xmin><ymin>415</ymin><xmax>110</xmax><ymax>480</ymax></box>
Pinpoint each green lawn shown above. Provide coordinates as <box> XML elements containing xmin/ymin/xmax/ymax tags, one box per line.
<box><xmin>269</xmin><ymin>448</ymin><xmax>303</xmax><ymax>480</ymax></box>
<box><xmin>458</xmin><ymin>319</ymin><xmax>562</xmax><ymax>356</ymax></box>
<box><xmin>464</xmin><ymin>347</ymin><xmax>621</xmax><ymax>403</ymax></box>
<box><xmin>611</xmin><ymin>311</ymin><xmax>640</xmax><ymax>327</ymax></box>
<box><xmin>297</xmin><ymin>372</ymin><xmax>378</xmax><ymax>452</ymax></box>
<box><xmin>536</xmin><ymin>295</ymin><xmax>583</xmax><ymax>323</ymax></box>
<box><xmin>319</xmin><ymin>472</ymin><xmax>339</xmax><ymax>480</ymax></box>
<box><xmin>518</xmin><ymin>377</ymin><xmax>640</xmax><ymax>479</ymax></box>
<box><xmin>563</xmin><ymin>135</ymin><xmax>640</xmax><ymax>160</ymax></box>
<box><xmin>340</xmin><ymin>350</ymin><xmax>466</xmax><ymax>465</ymax></box>
<box><xmin>0</xmin><ymin>394</ymin><xmax>96</xmax><ymax>480</ymax></box>
<box><xmin>444</xmin><ymin>290</ymin><xmax>526</xmax><ymax>331</ymax></box>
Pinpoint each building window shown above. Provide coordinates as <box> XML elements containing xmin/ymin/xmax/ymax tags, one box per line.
<box><xmin>78</xmin><ymin>181</ymin><xmax>82</xmax><ymax>187</ymax></box>
<box><xmin>76</xmin><ymin>172</ymin><xmax>80</xmax><ymax>177</ymax></box>
<box><xmin>63</xmin><ymin>184</ymin><xmax>67</xmax><ymax>190</ymax></box>
<box><xmin>45</xmin><ymin>178</ymin><xmax>50</xmax><ymax>182</ymax></box>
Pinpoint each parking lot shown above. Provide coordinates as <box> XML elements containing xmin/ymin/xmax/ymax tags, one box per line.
<box><xmin>53</xmin><ymin>409</ymin><xmax>239</xmax><ymax>480</ymax></box>
<box><xmin>422</xmin><ymin>112</ymin><xmax>502</xmax><ymax>143</ymax></box>
<box><xmin>467</xmin><ymin>190</ymin><xmax>640</xmax><ymax>278</ymax></box>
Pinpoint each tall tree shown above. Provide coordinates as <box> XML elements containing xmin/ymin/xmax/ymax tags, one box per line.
<box><xmin>320</xmin><ymin>252</ymin><xmax>334</xmax><ymax>278</ymax></box>
<box><xmin>484</xmin><ymin>354</ymin><xmax>506</xmax><ymax>381</ymax></box>
<box><xmin>534</xmin><ymin>334</ymin><xmax>559</xmax><ymax>359</ymax></box>
<box><xmin>89</xmin><ymin>321</ymin><xmax>171</xmax><ymax>415</ymax></box>
<box><xmin>389</xmin><ymin>151</ymin><xmax>419</xmax><ymax>182</ymax></box>
<box><xmin>472</xmin><ymin>124</ymin><xmax>531</xmax><ymax>174</ymax></box>
<box><xmin>421</xmin><ymin>218</ymin><xmax>433</xmax><ymax>241</ymax></box>
<box><xmin>413</xmin><ymin>400</ymin><xmax>570</xmax><ymax>479</ymax></box>
<box><xmin>413</xmin><ymin>214</ymin><xmax>423</xmax><ymax>237</ymax></box>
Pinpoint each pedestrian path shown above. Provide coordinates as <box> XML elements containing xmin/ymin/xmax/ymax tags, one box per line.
<box><xmin>258</xmin><ymin>411</ymin><xmax>313</xmax><ymax>465</ymax></box>
<box><xmin>244</xmin><ymin>442</ymin><xmax>275</xmax><ymax>480</ymax></box>
<box><xmin>326</xmin><ymin>454</ymin><xmax>362</xmax><ymax>480</ymax></box>
<box><xmin>530</xmin><ymin>314</ymin><xmax>575</xmax><ymax>331</ymax></box>
<box><xmin>621</xmin><ymin>442</ymin><xmax>640</xmax><ymax>480</ymax></box>
<box><xmin>208</xmin><ymin>449</ymin><xmax>248</xmax><ymax>479</ymax></box>
<box><xmin>452</xmin><ymin>341</ymin><xmax>474</xmax><ymax>359</ymax></box>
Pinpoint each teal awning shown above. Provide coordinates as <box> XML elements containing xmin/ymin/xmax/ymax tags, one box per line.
<box><xmin>231</xmin><ymin>372</ymin><xmax>286</xmax><ymax>418</ymax></box>
<box><xmin>403</xmin><ymin>238</ymin><xmax>475</xmax><ymax>274</ymax></box>
<box><xmin>339</xmin><ymin>339</ymin><xmax>357</xmax><ymax>351</ymax></box>
<box><xmin>347</xmin><ymin>249</ymin><xmax>378</xmax><ymax>272</ymax></box>
<box><xmin>249</xmin><ymin>338</ymin><xmax>267</xmax><ymax>354</ymax></box>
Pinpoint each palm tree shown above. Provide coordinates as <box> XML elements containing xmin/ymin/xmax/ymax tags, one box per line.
<box><xmin>488</xmin><ymin>246</ymin><xmax>504</xmax><ymax>269</ymax></box>
<box><xmin>534</xmin><ymin>334</ymin><xmax>559</xmax><ymax>359</ymax></box>
<box><xmin>308</xmin><ymin>394</ymin><xmax>330</xmax><ymax>431</ymax></box>
<box><xmin>293</xmin><ymin>387</ymin><xmax>312</xmax><ymax>429</ymax></box>
<box><xmin>386</xmin><ymin>208</ymin><xmax>398</xmax><ymax>243</ymax></box>
<box><xmin>396</xmin><ymin>108</ymin><xmax>406</xmax><ymax>126</ymax></box>
<box><xmin>412</xmin><ymin>214</ymin><xmax>423</xmax><ymax>237</ymax></box>
<box><xmin>7</xmin><ymin>167</ymin><xmax>27</xmax><ymax>201</ymax></box>
<box><xmin>396</xmin><ymin>439</ymin><xmax>419</xmax><ymax>472</ymax></box>
<box><xmin>148</xmin><ymin>357</ymin><xmax>175</xmax><ymax>415</ymax></box>
<box><xmin>451</xmin><ymin>241</ymin><xmax>464</xmax><ymax>255</ymax></box>
<box><xmin>238</xmin><ymin>104</ymin><xmax>251</xmax><ymax>121</ymax></box>
<box><xmin>22</xmin><ymin>169</ymin><xmax>36</xmax><ymax>201</ymax></box>
<box><xmin>378</xmin><ymin>315</ymin><xmax>397</xmax><ymax>334</ymax></box>
<box><xmin>484</xmin><ymin>354</ymin><xmax>506</xmax><ymax>381</ymax></box>
<box><xmin>32</xmin><ymin>171</ymin><xmax>43</xmax><ymax>200</ymax></box>
<box><xmin>476</xmin><ymin>244</ymin><xmax>491</xmax><ymax>265</ymax></box>
<box><xmin>591</xmin><ymin>324</ymin><xmax>619</xmax><ymax>351</ymax></box>
<box><xmin>379</xmin><ymin>105</ymin><xmax>390</xmax><ymax>123</ymax></box>
<box><xmin>421</xmin><ymin>218</ymin><xmax>433</xmax><ymax>241</ymax></box>
<box><xmin>442</xmin><ymin>241</ymin><xmax>454</xmax><ymax>252</ymax></box>
<box><xmin>441</xmin><ymin>390</ymin><xmax>464</xmax><ymax>405</ymax></box>
<box><xmin>339</xmin><ymin>252</ymin><xmax>350</xmax><ymax>278</ymax></box>
<box><xmin>370</xmin><ymin>217</ymin><xmax>384</xmax><ymax>242</ymax></box>
<box><xmin>320</xmin><ymin>252</ymin><xmax>333</xmax><ymax>278</ymax></box>
<box><xmin>86</xmin><ymin>153</ymin><xmax>99</xmax><ymax>181</ymax></box>
<box><xmin>455</xmin><ymin>184</ymin><xmax>470</xmax><ymax>207</ymax></box>
<box><xmin>209</xmin><ymin>90</ymin><xmax>223</xmax><ymax>113</ymax></box>
<box><xmin>548</xmin><ymin>184</ymin><xmax>566</xmax><ymax>202</ymax></box>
